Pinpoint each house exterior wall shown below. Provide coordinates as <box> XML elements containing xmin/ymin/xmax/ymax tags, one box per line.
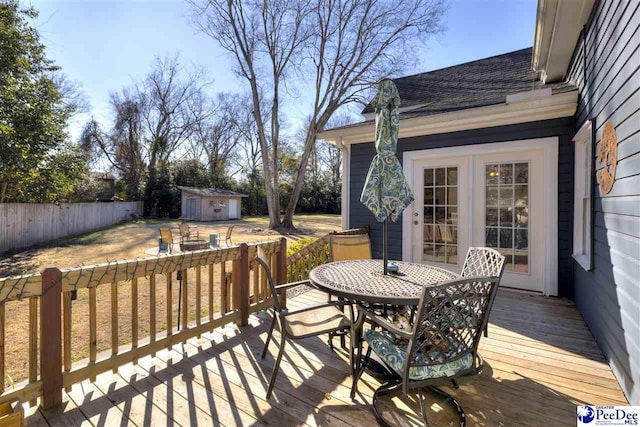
<box><xmin>566</xmin><ymin>0</ymin><xmax>640</xmax><ymax>405</ymax></box>
<box><xmin>349</xmin><ymin>118</ymin><xmax>575</xmax><ymax>297</ymax></box>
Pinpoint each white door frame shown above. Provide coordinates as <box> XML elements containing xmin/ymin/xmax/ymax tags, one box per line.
<box><xmin>402</xmin><ymin>137</ymin><xmax>559</xmax><ymax>296</ymax></box>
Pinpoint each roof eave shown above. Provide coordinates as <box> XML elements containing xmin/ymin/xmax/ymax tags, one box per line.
<box><xmin>532</xmin><ymin>0</ymin><xmax>595</xmax><ymax>83</ymax></box>
<box><xmin>318</xmin><ymin>90</ymin><xmax>578</xmax><ymax>145</ymax></box>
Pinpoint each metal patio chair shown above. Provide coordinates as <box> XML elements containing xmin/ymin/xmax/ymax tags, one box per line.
<box><xmin>255</xmin><ymin>250</ymin><xmax>353</xmax><ymax>399</ymax></box>
<box><xmin>328</xmin><ymin>233</ymin><xmax>372</xmax><ymax>348</ymax></box>
<box><xmin>159</xmin><ymin>228</ymin><xmax>174</xmax><ymax>253</ymax></box>
<box><xmin>352</xmin><ymin>275</ymin><xmax>502</xmax><ymax>426</ymax></box>
<box><xmin>178</xmin><ymin>223</ymin><xmax>198</xmax><ymax>244</ymax></box>
<box><xmin>460</xmin><ymin>247</ymin><xmax>506</xmax><ymax>337</ymax></box>
<box><xmin>224</xmin><ymin>225</ymin><xmax>234</xmax><ymax>246</ymax></box>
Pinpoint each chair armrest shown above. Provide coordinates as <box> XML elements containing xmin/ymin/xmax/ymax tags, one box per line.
<box><xmin>358</xmin><ymin>306</ymin><xmax>412</xmax><ymax>339</ymax></box>
<box><xmin>284</xmin><ymin>300</ymin><xmax>353</xmax><ymax>317</ymax></box>
<box><xmin>274</xmin><ymin>280</ymin><xmax>311</xmax><ymax>291</ymax></box>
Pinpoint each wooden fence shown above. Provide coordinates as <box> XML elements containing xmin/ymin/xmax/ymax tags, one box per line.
<box><xmin>0</xmin><ymin>202</ymin><xmax>144</xmax><ymax>254</ymax></box>
<box><xmin>0</xmin><ymin>240</ymin><xmax>286</xmax><ymax>409</ymax></box>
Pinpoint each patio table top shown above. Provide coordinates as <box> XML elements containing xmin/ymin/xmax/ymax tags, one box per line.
<box><xmin>309</xmin><ymin>259</ymin><xmax>459</xmax><ymax>305</ymax></box>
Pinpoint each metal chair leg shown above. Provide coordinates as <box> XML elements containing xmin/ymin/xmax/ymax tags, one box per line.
<box><xmin>430</xmin><ymin>386</ymin><xmax>466</xmax><ymax>427</ymax></box>
<box><xmin>350</xmin><ymin>345</ymin><xmax>371</xmax><ymax>399</ymax></box>
<box><xmin>266</xmin><ymin>332</ymin><xmax>287</xmax><ymax>399</ymax></box>
<box><xmin>417</xmin><ymin>389</ymin><xmax>432</xmax><ymax>427</ymax></box>
<box><xmin>371</xmin><ymin>380</ymin><xmax>403</xmax><ymax>427</ymax></box>
<box><xmin>261</xmin><ymin>313</ymin><xmax>277</xmax><ymax>359</ymax></box>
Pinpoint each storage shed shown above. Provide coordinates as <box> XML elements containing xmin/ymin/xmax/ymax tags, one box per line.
<box><xmin>178</xmin><ymin>187</ymin><xmax>247</xmax><ymax>221</ymax></box>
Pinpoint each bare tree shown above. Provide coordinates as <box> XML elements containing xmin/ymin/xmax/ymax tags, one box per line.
<box><xmin>192</xmin><ymin>0</ymin><xmax>445</xmax><ymax>229</ymax></box>
<box><xmin>191</xmin><ymin>0</ymin><xmax>310</xmax><ymax>229</ymax></box>
<box><xmin>79</xmin><ymin>90</ymin><xmax>146</xmax><ymax>199</ymax></box>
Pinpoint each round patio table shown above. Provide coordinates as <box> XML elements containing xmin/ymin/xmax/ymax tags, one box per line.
<box><xmin>309</xmin><ymin>259</ymin><xmax>461</xmax><ymax>390</ymax></box>
<box><xmin>309</xmin><ymin>259</ymin><xmax>459</xmax><ymax>306</ymax></box>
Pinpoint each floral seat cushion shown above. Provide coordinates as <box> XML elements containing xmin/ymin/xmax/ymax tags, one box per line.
<box><xmin>364</xmin><ymin>330</ymin><xmax>474</xmax><ymax>381</ymax></box>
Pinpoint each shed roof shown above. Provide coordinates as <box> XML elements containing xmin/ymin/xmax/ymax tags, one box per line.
<box><xmin>178</xmin><ymin>187</ymin><xmax>248</xmax><ymax>197</ymax></box>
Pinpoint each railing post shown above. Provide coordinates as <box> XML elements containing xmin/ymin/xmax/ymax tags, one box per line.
<box><xmin>40</xmin><ymin>268</ymin><xmax>62</xmax><ymax>409</ymax></box>
<box><xmin>277</xmin><ymin>238</ymin><xmax>288</xmax><ymax>309</ymax></box>
<box><xmin>233</xmin><ymin>243</ymin><xmax>249</xmax><ymax>326</ymax></box>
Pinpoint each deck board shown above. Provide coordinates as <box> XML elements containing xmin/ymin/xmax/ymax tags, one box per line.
<box><xmin>26</xmin><ymin>288</ymin><xmax>628</xmax><ymax>426</ymax></box>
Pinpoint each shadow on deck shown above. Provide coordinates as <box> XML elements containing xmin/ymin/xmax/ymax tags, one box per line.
<box><xmin>25</xmin><ymin>289</ymin><xmax>627</xmax><ymax>427</ymax></box>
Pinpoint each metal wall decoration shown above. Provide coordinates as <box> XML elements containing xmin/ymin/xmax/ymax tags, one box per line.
<box><xmin>596</xmin><ymin>121</ymin><xmax>618</xmax><ymax>194</ymax></box>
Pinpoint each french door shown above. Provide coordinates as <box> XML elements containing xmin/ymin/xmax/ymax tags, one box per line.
<box><xmin>411</xmin><ymin>149</ymin><xmax>547</xmax><ymax>293</ymax></box>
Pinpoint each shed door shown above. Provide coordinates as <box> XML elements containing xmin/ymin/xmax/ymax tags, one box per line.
<box><xmin>188</xmin><ymin>199</ymin><xmax>197</xmax><ymax>220</ymax></box>
<box><xmin>229</xmin><ymin>199</ymin><xmax>238</xmax><ymax>219</ymax></box>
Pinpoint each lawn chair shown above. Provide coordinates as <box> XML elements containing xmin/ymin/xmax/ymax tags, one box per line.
<box><xmin>178</xmin><ymin>223</ymin><xmax>198</xmax><ymax>244</ymax></box>
<box><xmin>328</xmin><ymin>233</ymin><xmax>372</xmax><ymax>347</ymax></box>
<box><xmin>460</xmin><ymin>247</ymin><xmax>506</xmax><ymax>337</ymax></box>
<box><xmin>224</xmin><ymin>225</ymin><xmax>234</xmax><ymax>246</ymax></box>
<box><xmin>159</xmin><ymin>228</ymin><xmax>174</xmax><ymax>253</ymax></box>
<box><xmin>255</xmin><ymin>248</ymin><xmax>353</xmax><ymax>399</ymax></box>
<box><xmin>352</xmin><ymin>275</ymin><xmax>502</xmax><ymax>426</ymax></box>
<box><xmin>329</xmin><ymin>233</ymin><xmax>372</xmax><ymax>261</ymax></box>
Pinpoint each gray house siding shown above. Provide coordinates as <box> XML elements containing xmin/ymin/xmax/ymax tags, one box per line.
<box><xmin>349</xmin><ymin>117</ymin><xmax>575</xmax><ymax>297</ymax></box>
<box><xmin>567</xmin><ymin>0</ymin><xmax>640</xmax><ymax>405</ymax></box>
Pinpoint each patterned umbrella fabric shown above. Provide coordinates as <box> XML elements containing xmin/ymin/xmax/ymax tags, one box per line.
<box><xmin>360</xmin><ymin>79</ymin><xmax>414</xmax><ymax>222</ymax></box>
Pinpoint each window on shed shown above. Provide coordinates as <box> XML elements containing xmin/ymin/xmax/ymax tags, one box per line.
<box><xmin>573</xmin><ymin>120</ymin><xmax>593</xmax><ymax>271</ymax></box>
<box><xmin>218</xmin><ymin>200</ymin><xmax>226</xmax><ymax>207</ymax></box>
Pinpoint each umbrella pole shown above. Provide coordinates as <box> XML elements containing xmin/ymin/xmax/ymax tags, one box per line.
<box><xmin>383</xmin><ymin>218</ymin><xmax>388</xmax><ymax>275</ymax></box>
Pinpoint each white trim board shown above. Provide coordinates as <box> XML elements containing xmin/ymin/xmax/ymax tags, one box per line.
<box><xmin>318</xmin><ymin>91</ymin><xmax>577</xmax><ymax>145</ymax></box>
<box><xmin>402</xmin><ymin>137</ymin><xmax>559</xmax><ymax>296</ymax></box>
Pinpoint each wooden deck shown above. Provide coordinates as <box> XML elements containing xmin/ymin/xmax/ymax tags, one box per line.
<box><xmin>23</xmin><ymin>289</ymin><xmax>627</xmax><ymax>426</ymax></box>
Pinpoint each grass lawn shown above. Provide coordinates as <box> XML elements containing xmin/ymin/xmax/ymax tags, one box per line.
<box><xmin>0</xmin><ymin>214</ymin><xmax>340</xmax><ymax>386</ymax></box>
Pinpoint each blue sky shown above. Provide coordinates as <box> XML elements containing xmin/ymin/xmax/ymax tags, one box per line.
<box><xmin>29</xmin><ymin>0</ymin><xmax>538</xmax><ymax>140</ymax></box>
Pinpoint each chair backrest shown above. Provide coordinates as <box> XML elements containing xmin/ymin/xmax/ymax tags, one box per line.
<box><xmin>179</xmin><ymin>223</ymin><xmax>190</xmax><ymax>235</ymax></box>
<box><xmin>159</xmin><ymin>228</ymin><xmax>173</xmax><ymax>245</ymax></box>
<box><xmin>329</xmin><ymin>233</ymin><xmax>372</xmax><ymax>262</ymax></box>
<box><xmin>226</xmin><ymin>226</ymin><xmax>234</xmax><ymax>240</ymax></box>
<box><xmin>461</xmin><ymin>247</ymin><xmax>506</xmax><ymax>279</ymax></box>
<box><xmin>403</xmin><ymin>276</ymin><xmax>501</xmax><ymax>388</ymax></box>
<box><xmin>254</xmin><ymin>248</ymin><xmax>282</xmax><ymax>312</ymax></box>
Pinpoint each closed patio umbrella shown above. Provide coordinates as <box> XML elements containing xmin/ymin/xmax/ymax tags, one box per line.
<box><xmin>360</xmin><ymin>79</ymin><xmax>414</xmax><ymax>274</ymax></box>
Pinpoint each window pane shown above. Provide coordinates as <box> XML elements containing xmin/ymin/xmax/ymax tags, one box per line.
<box><xmin>515</xmin><ymin>163</ymin><xmax>528</xmax><ymax>183</ymax></box>
<box><xmin>424</xmin><ymin>168</ymin><xmax>434</xmax><ymax>186</ymax></box>
<box><xmin>435</xmin><ymin>187</ymin><xmax>446</xmax><ymax>205</ymax></box>
<box><xmin>424</xmin><ymin>188</ymin><xmax>434</xmax><ymax>205</ymax></box>
<box><xmin>499</xmin><ymin>228</ymin><xmax>513</xmax><ymax>249</ymax></box>
<box><xmin>446</xmin><ymin>245</ymin><xmax>457</xmax><ymax>264</ymax></box>
<box><xmin>500</xmin><ymin>186</ymin><xmax>513</xmax><ymax>206</ymax></box>
<box><xmin>447</xmin><ymin>168</ymin><xmax>458</xmax><ymax>185</ymax></box>
<box><xmin>447</xmin><ymin>206</ymin><xmax>458</xmax><ymax>224</ymax></box>
<box><xmin>499</xmin><ymin>207</ymin><xmax>513</xmax><ymax>227</ymax></box>
<box><xmin>424</xmin><ymin>207</ymin><xmax>434</xmax><ymax>224</ymax></box>
<box><xmin>486</xmin><ymin>165</ymin><xmax>499</xmax><ymax>184</ymax></box>
<box><xmin>434</xmin><ymin>245</ymin><xmax>446</xmax><ymax>263</ymax></box>
<box><xmin>447</xmin><ymin>226</ymin><xmax>458</xmax><ymax>244</ymax></box>
<box><xmin>499</xmin><ymin>164</ymin><xmax>513</xmax><ymax>184</ymax></box>
<box><xmin>435</xmin><ymin>168</ymin><xmax>446</xmax><ymax>186</ymax></box>
<box><xmin>486</xmin><ymin>228</ymin><xmax>498</xmax><ymax>247</ymax></box>
<box><xmin>515</xmin><ymin>207</ymin><xmax>528</xmax><ymax>227</ymax></box>
<box><xmin>514</xmin><ymin>251</ymin><xmax>528</xmax><ymax>272</ymax></box>
<box><xmin>486</xmin><ymin>186</ymin><xmax>499</xmax><ymax>206</ymax></box>
<box><xmin>447</xmin><ymin>187</ymin><xmax>458</xmax><ymax>206</ymax></box>
<box><xmin>515</xmin><ymin>229</ymin><xmax>528</xmax><ymax>249</ymax></box>
<box><xmin>515</xmin><ymin>185</ymin><xmax>528</xmax><ymax>207</ymax></box>
<box><xmin>423</xmin><ymin>243</ymin><xmax>434</xmax><ymax>262</ymax></box>
<box><xmin>435</xmin><ymin>206</ymin><xmax>446</xmax><ymax>223</ymax></box>
<box><xmin>486</xmin><ymin>208</ymin><xmax>498</xmax><ymax>226</ymax></box>
<box><xmin>424</xmin><ymin>225</ymin><xmax>434</xmax><ymax>242</ymax></box>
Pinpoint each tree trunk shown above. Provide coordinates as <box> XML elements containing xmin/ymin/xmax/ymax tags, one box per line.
<box><xmin>281</xmin><ymin>129</ymin><xmax>318</xmax><ymax>229</ymax></box>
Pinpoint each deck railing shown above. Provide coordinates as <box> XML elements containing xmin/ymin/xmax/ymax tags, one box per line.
<box><xmin>0</xmin><ymin>239</ymin><xmax>286</xmax><ymax>410</ymax></box>
<box><xmin>286</xmin><ymin>228</ymin><xmax>369</xmax><ymax>282</ymax></box>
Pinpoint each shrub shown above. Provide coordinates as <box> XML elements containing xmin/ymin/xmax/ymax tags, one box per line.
<box><xmin>287</xmin><ymin>237</ymin><xmax>317</xmax><ymax>257</ymax></box>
